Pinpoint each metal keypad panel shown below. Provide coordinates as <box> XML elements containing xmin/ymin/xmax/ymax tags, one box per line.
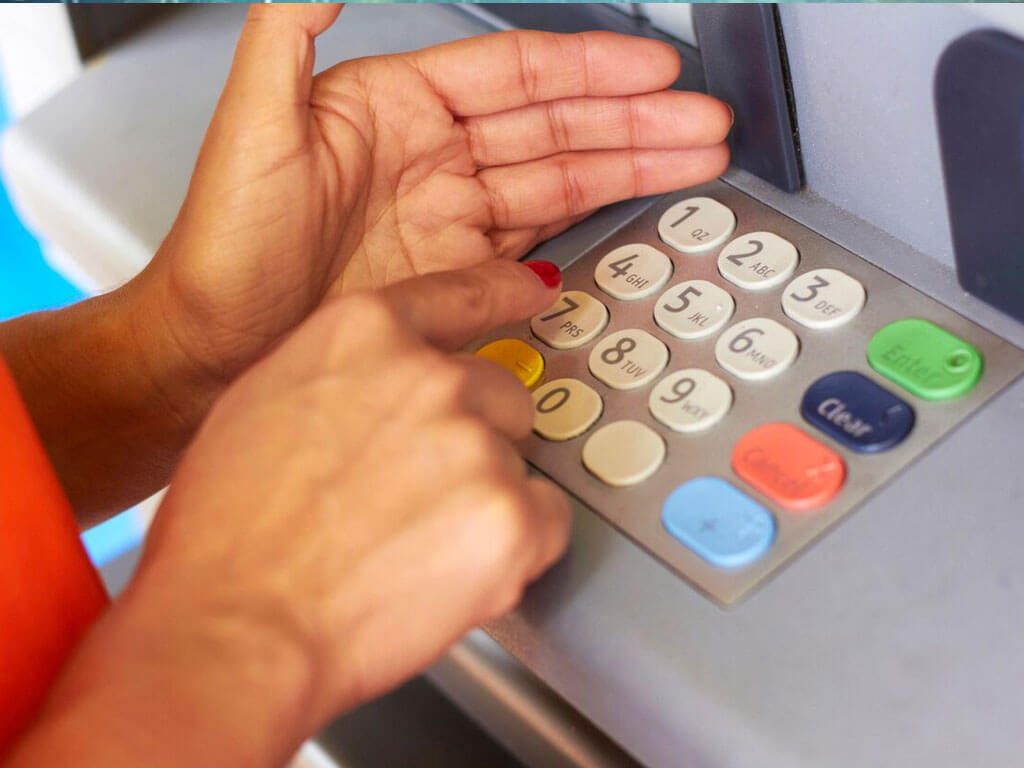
<box><xmin>477</xmin><ymin>179</ymin><xmax>1024</xmax><ymax>605</ymax></box>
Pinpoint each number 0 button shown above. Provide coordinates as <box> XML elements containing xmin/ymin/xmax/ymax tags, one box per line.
<box><xmin>531</xmin><ymin>290</ymin><xmax>609</xmax><ymax>350</ymax></box>
<box><xmin>594</xmin><ymin>244</ymin><xmax>672</xmax><ymax>300</ymax></box>
<box><xmin>716</xmin><ymin>318</ymin><xmax>799</xmax><ymax>380</ymax></box>
<box><xmin>653</xmin><ymin>279</ymin><xmax>735</xmax><ymax>340</ymax></box>
<box><xmin>532</xmin><ymin>378</ymin><xmax>603</xmax><ymax>441</ymax></box>
<box><xmin>582</xmin><ymin>420</ymin><xmax>665</xmax><ymax>487</ymax></box>
<box><xmin>718</xmin><ymin>232</ymin><xmax>798</xmax><ymax>290</ymax></box>
<box><xmin>658</xmin><ymin>197</ymin><xmax>736</xmax><ymax>254</ymax></box>
<box><xmin>783</xmin><ymin>268</ymin><xmax>866</xmax><ymax>329</ymax></box>
<box><xmin>589</xmin><ymin>329</ymin><xmax>669</xmax><ymax>390</ymax></box>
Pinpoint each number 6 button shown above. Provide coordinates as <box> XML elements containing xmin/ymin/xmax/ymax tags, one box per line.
<box><xmin>715</xmin><ymin>318</ymin><xmax>799</xmax><ymax>380</ymax></box>
<box><xmin>782</xmin><ymin>268</ymin><xmax>866</xmax><ymax>329</ymax></box>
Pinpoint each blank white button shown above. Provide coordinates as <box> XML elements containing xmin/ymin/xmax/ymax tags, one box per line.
<box><xmin>782</xmin><ymin>268</ymin><xmax>866</xmax><ymax>329</ymax></box>
<box><xmin>588</xmin><ymin>329</ymin><xmax>669</xmax><ymax>390</ymax></box>
<box><xmin>717</xmin><ymin>232</ymin><xmax>799</xmax><ymax>290</ymax></box>
<box><xmin>594</xmin><ymin>244</ymin><xmax>673</xmax><ymax>300</ymax></box>
<box><xmin>658</xmin><ymin>197</ymin><xmax>736</xmax><ymax>254</ymax></box>
<box><xmin>649</xmin><ymin>369</ymin><xmax>733</xmax><ymax>433</ymax></box>
<box><xmin>530</xmin><ymin>291</ymin><xmax>609</xmax><ymax>350</ymax></box>
<box><xmin>653</xmin><ymin>279</ymin><xmax>735</xmax><ymax>340</ymax></box>
<box><xmin>532</xmin><ymin>379</ymin><xmax>603</xmax><ymax>441</ymax></box>
<box><xmin>715</xmin><ymin>318</ymin><xmax>799</xmax><ymax>380</ymax></box>
<box><xmin>582</xmin><ymin>420</ymin><xmax>665</xmax><ymax>487</ymax></box>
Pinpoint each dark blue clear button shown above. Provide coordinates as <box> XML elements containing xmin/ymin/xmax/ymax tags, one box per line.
<box><xmin>801</xmin><ymin>371</ymin><xmax>915</xmax><ymax>453</ymax></box>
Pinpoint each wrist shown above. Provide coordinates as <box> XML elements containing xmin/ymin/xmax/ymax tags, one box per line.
<box><xmin>10</xmin><ymin>574</ymin><xmax>319</xmax><ymax>768</ymax></box>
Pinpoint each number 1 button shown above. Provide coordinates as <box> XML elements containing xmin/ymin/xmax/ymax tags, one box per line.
<box><xmin>658</xmin><ymin>197</ymin><xmax>736</xmax><ymax>254</ymax></box>
<box><xmin>530</xmin><ymin>290</ymin><xmax>609</xmax><ymax>350</ymax></box>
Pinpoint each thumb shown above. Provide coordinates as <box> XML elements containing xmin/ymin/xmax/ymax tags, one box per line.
<box><xmin>216</xmin><ymin>4</ymin><xmax>344</xmax><ymax>132</ymax></box>
<box><xmin>382</xmin><ymin>260</ymin><xmax>563</xmax><ymax>351</ymax></box>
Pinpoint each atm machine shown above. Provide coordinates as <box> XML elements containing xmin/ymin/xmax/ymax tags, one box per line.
<box><xmin>4</xmin><ymin>4</ymin><xmax>1024</xmax><ymax>767</ymax></box>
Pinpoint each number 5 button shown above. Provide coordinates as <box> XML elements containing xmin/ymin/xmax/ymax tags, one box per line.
<box><xmin>715</xmin><ymin>318</ymin><xmax>799</xmax><ymax>380</ymax></box>
<box><xmin>531</xmin><ymin>290</ymin><xmax>609</xmax><ymax>350</ymax></box>
<box><xmin>653</xmin><ymin>279</ymin><xmax>735</xmax><ymax>340</ymax></box>
<box><xmin>782</xmin><ymin>268</ymin><xmax>866</xmax><ymax>329</ymax></box>
<box><xmin>717</xmin><ymin>232</ymin><xmax>799</xmax><ymax>290</ymax></box>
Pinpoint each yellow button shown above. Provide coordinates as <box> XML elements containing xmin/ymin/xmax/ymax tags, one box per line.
<box><xmin>476</xmin><ymin>339</ymin><xmax>545</xmax><ymax>387</ymax></box>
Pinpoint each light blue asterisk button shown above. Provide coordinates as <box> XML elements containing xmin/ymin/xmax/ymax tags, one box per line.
<box><xmin>662</xmin><ymin>477</ymin><xmax>776</xmax><ymax>568</ymax></box>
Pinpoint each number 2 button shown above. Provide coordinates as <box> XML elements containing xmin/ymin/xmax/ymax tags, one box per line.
<box><xmin>531</xmin><ymin>290</ymin><xmax>609</xmax><ymax>350</ymax></box>
<box><xmin>589</xmin><ymin>329</ymin><xmax>669</xmax><ymax>390</ymax></box>
<box><xmin>717</xmin><ymin>232</ymin><xmax>798</xmax><ymax>290</ymax></box>
<box><xmin>594</xmin><ymin>244</ymin><xmax>672</xmax><ymax>300</ymax></box>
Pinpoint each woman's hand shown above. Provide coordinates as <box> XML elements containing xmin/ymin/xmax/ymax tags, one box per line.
<box><xmin>144</xmin><ymin>3</ymin><xmax>732</xmax><ymax>384</ymax></box>
<box><xmin>4</xmin><ymin>260</ymin><xmax>572</xmax><ymax>768</ymax></box>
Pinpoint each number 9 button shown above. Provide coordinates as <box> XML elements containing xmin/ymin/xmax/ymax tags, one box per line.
<box><xmin>782</xmin><ymin>268</ymin><xmax>866</xmax><ymax>329</ymax></box>
<box><xmin>594</xmin><ymin>244</ymin><xmax>673</xmax><ymax>301</ymax></box>
<box><xmin>649</xmin><ymin>369</ymin><xmax>733</xmax><ymax>433</ymax></box>
<box><xmin>589</xmin><ymin>329</ymin><xmax>669</xmax><ymax>390</ymax></box>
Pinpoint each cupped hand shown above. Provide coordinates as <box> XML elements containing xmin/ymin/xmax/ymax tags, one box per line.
<box><xmin>141</xmin><ymin>3</ymin><xmax>731</xmax><ymax>382</ymax></box>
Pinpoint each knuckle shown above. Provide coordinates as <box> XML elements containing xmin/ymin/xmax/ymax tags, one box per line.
<box><xmin>337</xmin><ymin>292</ymin><xmax>400</xmax><ymax>333</ymax></box>
<box><xmin>421</xmin><ymin>359</ymin><xmax>475</xmax><ymax>407</ymax></box>
<box><xmin>445</xmin><ymin>417</ymin><xmax>505</xmax><ymax>468</ymax></box>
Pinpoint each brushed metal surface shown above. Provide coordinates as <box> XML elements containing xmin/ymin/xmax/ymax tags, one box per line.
<box><xmin>479</xmin><ymin>178</ymin><xmax>1024</xmax><ymax>605</ymax></box>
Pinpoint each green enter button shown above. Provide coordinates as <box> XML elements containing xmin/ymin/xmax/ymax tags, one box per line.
<box><xmin>867</xmin><ymin>318</ymin><xmax>982</xmax><ymax>400</ymax></box>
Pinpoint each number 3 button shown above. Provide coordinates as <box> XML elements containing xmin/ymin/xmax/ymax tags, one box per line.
<box><xmin>589</xmin><ymin>329</ymin><xmax>669</xmax><ymax>390</ymax></box>
<box><xmin>782</xmin><ymin>268</ymin><xmax>866</xmax><ymax>329</ymax></box>
<box><xmin>715</xmin><ymin>318</ymin><xmax>799</xmax><ymax>380</ymax></box>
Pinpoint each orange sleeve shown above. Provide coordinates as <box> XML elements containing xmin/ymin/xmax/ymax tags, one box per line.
<box><xmin>0</xmin><ymin>354</ymin><xmax>108</xmax><ymax>755</ymax></box>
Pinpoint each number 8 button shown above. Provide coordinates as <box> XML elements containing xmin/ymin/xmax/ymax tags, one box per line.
<box><xmin>589</xmin><ymin>329</ymin><xmax>669</xmax><ymax>390</ymax></box>
<box><xmin>782</xmin><ymin>268</ymin><xmax>866</xmax><ymax>329</ymax></box>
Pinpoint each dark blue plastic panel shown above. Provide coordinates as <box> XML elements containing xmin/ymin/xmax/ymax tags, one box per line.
<box><xmin>936</xmin><ymin>29</ymin><xmax>1024</xmax><ymax>325</ymax></box>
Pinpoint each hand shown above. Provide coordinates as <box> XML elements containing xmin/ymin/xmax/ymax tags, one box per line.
<box><xmin>140</xmin><ymin>3</ymin><xmax>731</xmax><ymax>384</ymax></box>
<box><xmin>10</xmin><ymin>260</ymin><xmax>572</xmax><ymax>768</ymax></box>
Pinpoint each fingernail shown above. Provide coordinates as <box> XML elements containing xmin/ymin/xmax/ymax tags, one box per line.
<box><xmin>726</xmin><ymin>104</ymin><xmax>736</xmax><ymax>126</ymax></box>
<box><xmin>524</xmin><ymin>260</ymin><xmax>561</xmax><ymax>289</ymax></box>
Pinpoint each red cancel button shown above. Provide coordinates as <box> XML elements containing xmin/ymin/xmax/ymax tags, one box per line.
<box><xmin>732</xmin><ymin>422</ymin><xmax>845</xmax><ymax>511</ymax></box>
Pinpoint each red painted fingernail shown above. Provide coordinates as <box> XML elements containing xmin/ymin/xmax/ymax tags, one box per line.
<box><xmin>524</xmin><ymin>260</ymin><xmax>561</xmax><ymax>288</ymax></box>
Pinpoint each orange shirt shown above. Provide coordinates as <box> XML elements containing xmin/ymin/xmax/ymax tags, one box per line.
<box><xmin>0</xmin><ymin>355</ymin><xmax>108</xmax><ymax>754</ymax></box>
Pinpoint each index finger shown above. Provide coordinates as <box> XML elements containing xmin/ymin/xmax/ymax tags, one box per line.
<box><xmin>382</xmin><ymin>260</ymin><xmax>562</xmax><ymax>351</ymax></box>
<box><xmin>407</xmin><ymin>29</ymin><xmax>682</xmax><ymax>116</ymax></box>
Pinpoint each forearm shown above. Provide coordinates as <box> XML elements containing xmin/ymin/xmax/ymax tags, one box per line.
<box><xmin>0</xmin><ymin>278</ymin><xmax>223</xmax><ymax>526</ymax></box>
<box><xmin>3</xmin><ymin>578</ymin><xmax>316</xmax><ymax>768</ymax></box>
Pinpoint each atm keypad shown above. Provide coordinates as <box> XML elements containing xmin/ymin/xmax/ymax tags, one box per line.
<box><xmin>475</xmin><ymin>180</ymin><xmax>1024</xmax><ymax>604</ymax></box>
